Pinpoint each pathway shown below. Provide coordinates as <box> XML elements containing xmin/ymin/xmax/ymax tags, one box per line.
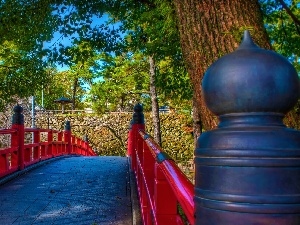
<box><xmin>0</xmin><ymin>156</ymin><xmax>135</xmax><ymax>225</ymax></box>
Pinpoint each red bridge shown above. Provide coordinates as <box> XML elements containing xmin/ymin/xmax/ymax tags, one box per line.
<box><xmin>0</xmin><ymin>105</ymin><xmax>194</xmax><ymax>225</ymax></box>
<box><xmin>1</xmin><ymin>33</ymin><xmax>300</xmax><ymax>225</ymax></box>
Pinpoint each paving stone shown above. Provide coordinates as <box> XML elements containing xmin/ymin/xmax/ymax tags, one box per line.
<box><xmin>0</xmin><ymin>156</ymin><xmax>133</xmax><ymax>225</ymax></box>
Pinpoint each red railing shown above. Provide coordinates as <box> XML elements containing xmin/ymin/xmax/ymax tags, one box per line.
<box><xmin>128</xmin><ymin>118</ymin><xmax>195</xmax><ymax>225</ymax></box>
<box><xmin>0</xmin><ymin>116</ymin><xmax>96</xmax><ymax>179</ymax></box>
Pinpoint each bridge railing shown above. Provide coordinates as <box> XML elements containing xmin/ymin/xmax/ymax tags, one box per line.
<box><xmin>129</xmin><ymin>32</ymin><xmax>300</xmax><ymax>225</ymax></box>
<box><xmin>128</xmin><ymin>104</ymin><xmax>194</xmax><ymax>225</ymax></box>
<box><xmin>0</xmin><ymin>105</ymin><xmax>96</xmax><ymax>178</ymax></box>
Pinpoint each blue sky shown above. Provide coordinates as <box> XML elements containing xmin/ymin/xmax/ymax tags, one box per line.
<box><xmin>43</xmin><ymin>14</ymin><xmax>110</xmax><ymax>71</ymax></box>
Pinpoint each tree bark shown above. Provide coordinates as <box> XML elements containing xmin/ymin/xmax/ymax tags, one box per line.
<box><xmin>149</xmin><ymin>55</ymin><xmax>162</xmax><ymax>146</ymax></box>
<box><xmin>172</xmin><ymin>0</ymin><xmax>271</xmax><ymax>131</ymax></box>
<box><xmin>72</xmin><ymin>77</ymin><xmax>78</xmax><ymax>110</ymax></box>
<box><xmin>192</xmin><ymin>93</ymin><xmax>202</xmax><ymax>146</ymax></box>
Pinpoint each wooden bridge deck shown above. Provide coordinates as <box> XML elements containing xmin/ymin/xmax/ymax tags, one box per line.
<box><xmin>0</xmin><ymin>156</ymin><xmax>137</xmax><ymax>225</ymax></box>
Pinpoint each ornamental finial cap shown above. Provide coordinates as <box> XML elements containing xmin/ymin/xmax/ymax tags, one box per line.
<box><xmin>13</xmin><ymin>104</ymin><xmax>23</xmax><ymax>114</ymax></box>
<box><xmin>238</xmin><ymin>30</ymin><xmax>259</xmax><ymax>50</ymax></box>
<box><xmin>134</xmin><ymin>103</ymin><xmax>143</xmax><ymax>113</ymax></box>
<box><xmin>132</xmin><ymin>103</ymin><xmax>144</xmax><ymax>125</ymax></box>
<box><xmin>202</xmin><ymin>30</ymin><xmax>299</xmax><ymax>116</ymax></box>
<box><xmin>12</xmin><ymin>104</ymin><xmax>24</xmax><ymax>125</ymax></box>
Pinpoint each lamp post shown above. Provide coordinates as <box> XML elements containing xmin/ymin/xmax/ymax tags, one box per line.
<box><xmin>31</xmin><ymin>96</ymin><xmax>35</xmax><ymax>128</ymax></box>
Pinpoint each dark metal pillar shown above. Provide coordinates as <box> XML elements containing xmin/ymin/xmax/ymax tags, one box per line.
<box><xmin>195</xmin><ymin>31</ymin><xmax>300</xmax><ymax>225</ymax></box>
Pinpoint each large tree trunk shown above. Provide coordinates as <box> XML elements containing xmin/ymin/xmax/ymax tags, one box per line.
<box><xmin>149</xmin><ymin>55</ymin><xmax>162</xmax><ymax>146</ymax></box>
<box><xmin>172</xmin><ymin>0</ymin><xmax>271</xmax><ymax>131</ymax></box>
<box><xmin>192</xmin><ymin>93</ymin><xmax>202</xmax><ymax>145</ymax></box>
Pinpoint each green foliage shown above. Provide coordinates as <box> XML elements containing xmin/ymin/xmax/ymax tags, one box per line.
<box><xmin>35</xmin><ymin>69</ymin><xmax>86</xmax><ymax>110</ymax></box>
<box><xmin>0</xmin><ymin>0</ymin><xmax>298</xmax><ymax>124</ymax></box>
<box><xmin>260</xmin><ymin>0</ymin><xmax>300</xmax><ymax>128</ymax></box>
<box><xmin>0</xmin><ymin>0</ymin><xmax>57</xmax><ymax>109</ymax></box>
<box><xmin>156</xmin><ymin>57</ymin><xmax>193</xmax><ymax>109</ymax></box>
<box><xmin>260</xmin><ymin>0</ymin><xmax>300</xmax><ymax>70</ymax></box>
<box><xmin>0</xmin><ymin>0</ymin><xmax>56</xmax><ymax>50</ymax></box>
<box><xmin>0</xmin><ymin>41</ymin><xmax>49</xmax><ymax>109</ymax></box>
<box><xmin>88</xmin><ymin>52</ymin><xmax>150</xmax><ymax>113</ymax></box>
<box><xmin>94</xmin><ymin>0</ymin><xmax>193</xmax><ymax>111</ymax></box>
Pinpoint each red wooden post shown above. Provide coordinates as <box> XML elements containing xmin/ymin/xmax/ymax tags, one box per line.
<box><xmin>48</xmin><ymin>130</ymin><xmax>53</xmax><ymax>156</ymax></box>
<box><xmin>58</xmin><ymin>132</ymin><xmax>63</xmax><ymax>154</ymax></box>
<box><xmin>83</xmin><ymin>134</ymin><xmax>89</xmax><ymax>156</ymax></box>
<box><xmin>64</xmin><ymin>121</ymin><xmax>72</xmax><ymax>154</ymax></box>
<box><xmin>33</xmin><ymin>130</ymin><xmax>40</xmax><ymax>161</ymax></box>
<box><xmin>77</xmin><ymin>138</ymin><xmax>81</xmax><ymax>155</ymax></box>
<box><xmin>11</xmin><ymin>105</ymin><xmax>25</xmax><ymax>170</ymax></box>
<box><xmin>129</xmin><ymin>104</ymin><xmax>145</xmax><ymax>172</ymax></box>
<box><xmin>11</xmin><ymin>128</ymin><xmax>19</xmax><ymax>172</ymax></box>
<box><xmin>127</xmin><ymin>125</ymin><xmax>133</xmax><ymax>156</ymax></box>
<box><xmin>72</xmin><ymin>136</ymin><xmax>76</xmax><ymax>154</ymax></box>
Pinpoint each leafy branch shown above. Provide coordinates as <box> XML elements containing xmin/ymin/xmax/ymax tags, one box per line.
<box><xmin>278</xmin><ymin>0</ymin><xmax>300</xmax><ymax>34</ymax></box>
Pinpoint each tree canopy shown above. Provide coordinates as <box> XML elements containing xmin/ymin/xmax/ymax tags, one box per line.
<box><xmin>0</xmin><ymin>0</ymin><xmax>298</xmax><ymax>130</ymax></box>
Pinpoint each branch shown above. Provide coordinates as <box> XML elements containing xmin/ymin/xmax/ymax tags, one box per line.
<box><xmin>103</xmin><ymin>124</ymin><xmax>126</xmax><ymax>151</ymax></box>
<box><xmin>278</xmin><ymin>0</ymin><xmax>300</xmax><ymax>34</ymax></box>
<box><xmin>0</xmin><ymin>65</ymin><xmax>17</xmax><ymax>69</ymax></box>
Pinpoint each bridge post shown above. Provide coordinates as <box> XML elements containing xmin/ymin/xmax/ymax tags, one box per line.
<box><xmin>128</xmin><ymin>103</ymin><xmax>145</xmax><ymax>171</ymax></box>
<box><xmin>64</xmin><ymin>121</ymin><xmax>72</xmax><ymax>154</ymax></box>
<box><xmin>11</xmin><ymin>105</ymin><xmax>25</xmax><ymax>170</ymax></box>
<box><xmin>195</xmin><ymin>30</ymin><xmax>300</xmax><ymax>224</ymax></box>
<box><xmin>47</xmin><ymin>130</ymin><xmax>53</xmax><ymax>156</ymax></box>
<box><xmin>83</xmin><ymin>134</ymin><xmax>89</xmax><ymax>156</ymax></box>
<box><xmin>33</xmin><ymin>129</ymin><xmax>40</xmax><ymax>161</ymax></box>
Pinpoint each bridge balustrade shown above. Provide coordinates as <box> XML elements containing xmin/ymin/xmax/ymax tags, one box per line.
<box><xmin>0</xmin><ymin>105</ymin><xmax>96</xmax><ymax>178</ymax></box>
<box><xmin>128</xmin><ymin>30</ymin><xmax>300</xmax><ymax>225</ymax></box>
<box><xmin>128</xmin><ymin>104</ymin><xmax>194</xmax><ymax>225</ymax></box>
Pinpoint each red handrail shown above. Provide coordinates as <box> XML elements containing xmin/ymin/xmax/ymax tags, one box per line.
<box><xmin>140</xmin><ymin>130</ymin><xmax>194</xmax><ymax>224</ymax></box>
<box><xmin>129</xmin><ymin>122</ymin><xmax>195</xmax><ymax>225</ymax></box>
<box><xmin>0</xmin><ymin>123</ymin><xmax>96</xmax><ymax>179</ymax></box>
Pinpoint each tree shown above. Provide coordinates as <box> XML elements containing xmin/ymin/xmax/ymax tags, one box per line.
<box><xmin>260</xmin><ymin>0</ymin><xmax>300</xmax><ymax>70</ymax></box>
<box><xmin>35</xmin><ymin>68</ymin><xmax>88</xmax><ymax>111</ymax></box>
<box><xmin>103</xmin><ymin>0</ymin><xmax>191</xmax><ymax>145</ymax></box>
<box><xmin>65</xmin><ymin>41</ymin><xmax>101</xmax><ymax>109</ymax></box>
<box><xmin>0</xmin><ymin>41</ymin><xmax>49</xmax><ymax>109</ymax></box>
<box><xmin>0</xmin><ymin>0</ymin><xmax>60</xmax><ymax>110</ymax></box>
<box><xmin>89</xmin><ymin>52</ymin><xmax>150</xmax><ymax>113</ymax></box>
<box><xmin>172</xmin><ymin>0</ymin><xmax>273</xmax><ymax>136</ymax></box>
<box><xmin>1</xmin><ymin>0</ymin><xmax>298</xmax><ymax>132</ymax></box>
<box><xmin>259</xmin><ymin>0</ymin><xmax>300</xmax><ymax>129</ymax></box>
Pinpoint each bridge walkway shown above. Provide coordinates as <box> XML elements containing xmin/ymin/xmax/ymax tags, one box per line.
<box><xmin>0</xmin><ymin>156</ymin><xmax>137</xmax><ymax>225</ymax></box>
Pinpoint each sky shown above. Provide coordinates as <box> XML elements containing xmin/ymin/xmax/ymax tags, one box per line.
<box><xmin>43</xmin><ymin>14</ymin><xmax>108</xmax><ymax>70</ymax></box>
<box><xmin>43</xmin><ymin>12</ymin><xmax>123</xmax><ymax>72</ymax></box>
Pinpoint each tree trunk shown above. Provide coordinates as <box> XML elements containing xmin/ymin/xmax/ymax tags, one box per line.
<box><xmin>149</xmin><ymin>55</ymin><xmax>162</xmax><ymax>146</ymax></box>
<box><xmin>192</xmin><ymin>93</ymin><xmax>202</xmax><ymax>146</ymax></box>
<box><xmin>172</xmin><ymin>0</ymin><xmax>271</xmax><ymax>131</ymax></box>
<box><xmin>72</xmin><ymin>77</ymin><xmax>78</xmax><ymax>110</ymax></box>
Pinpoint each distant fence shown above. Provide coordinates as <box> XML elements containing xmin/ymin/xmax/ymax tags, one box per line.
<box><xmin>34</xmin><ymin>108</ymin><xmax>170</xmax><ymax>115</ymax></box>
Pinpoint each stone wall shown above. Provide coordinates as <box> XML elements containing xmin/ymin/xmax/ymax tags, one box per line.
<box><xmin>0</xmin><ymin>110</ymin><xmax>195</xmax><ymax>179</ymax></box>
<box><xmin>34</xmin><ymin>112</ymin><xmax>132</xmax><ymax>156</ymax></box>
